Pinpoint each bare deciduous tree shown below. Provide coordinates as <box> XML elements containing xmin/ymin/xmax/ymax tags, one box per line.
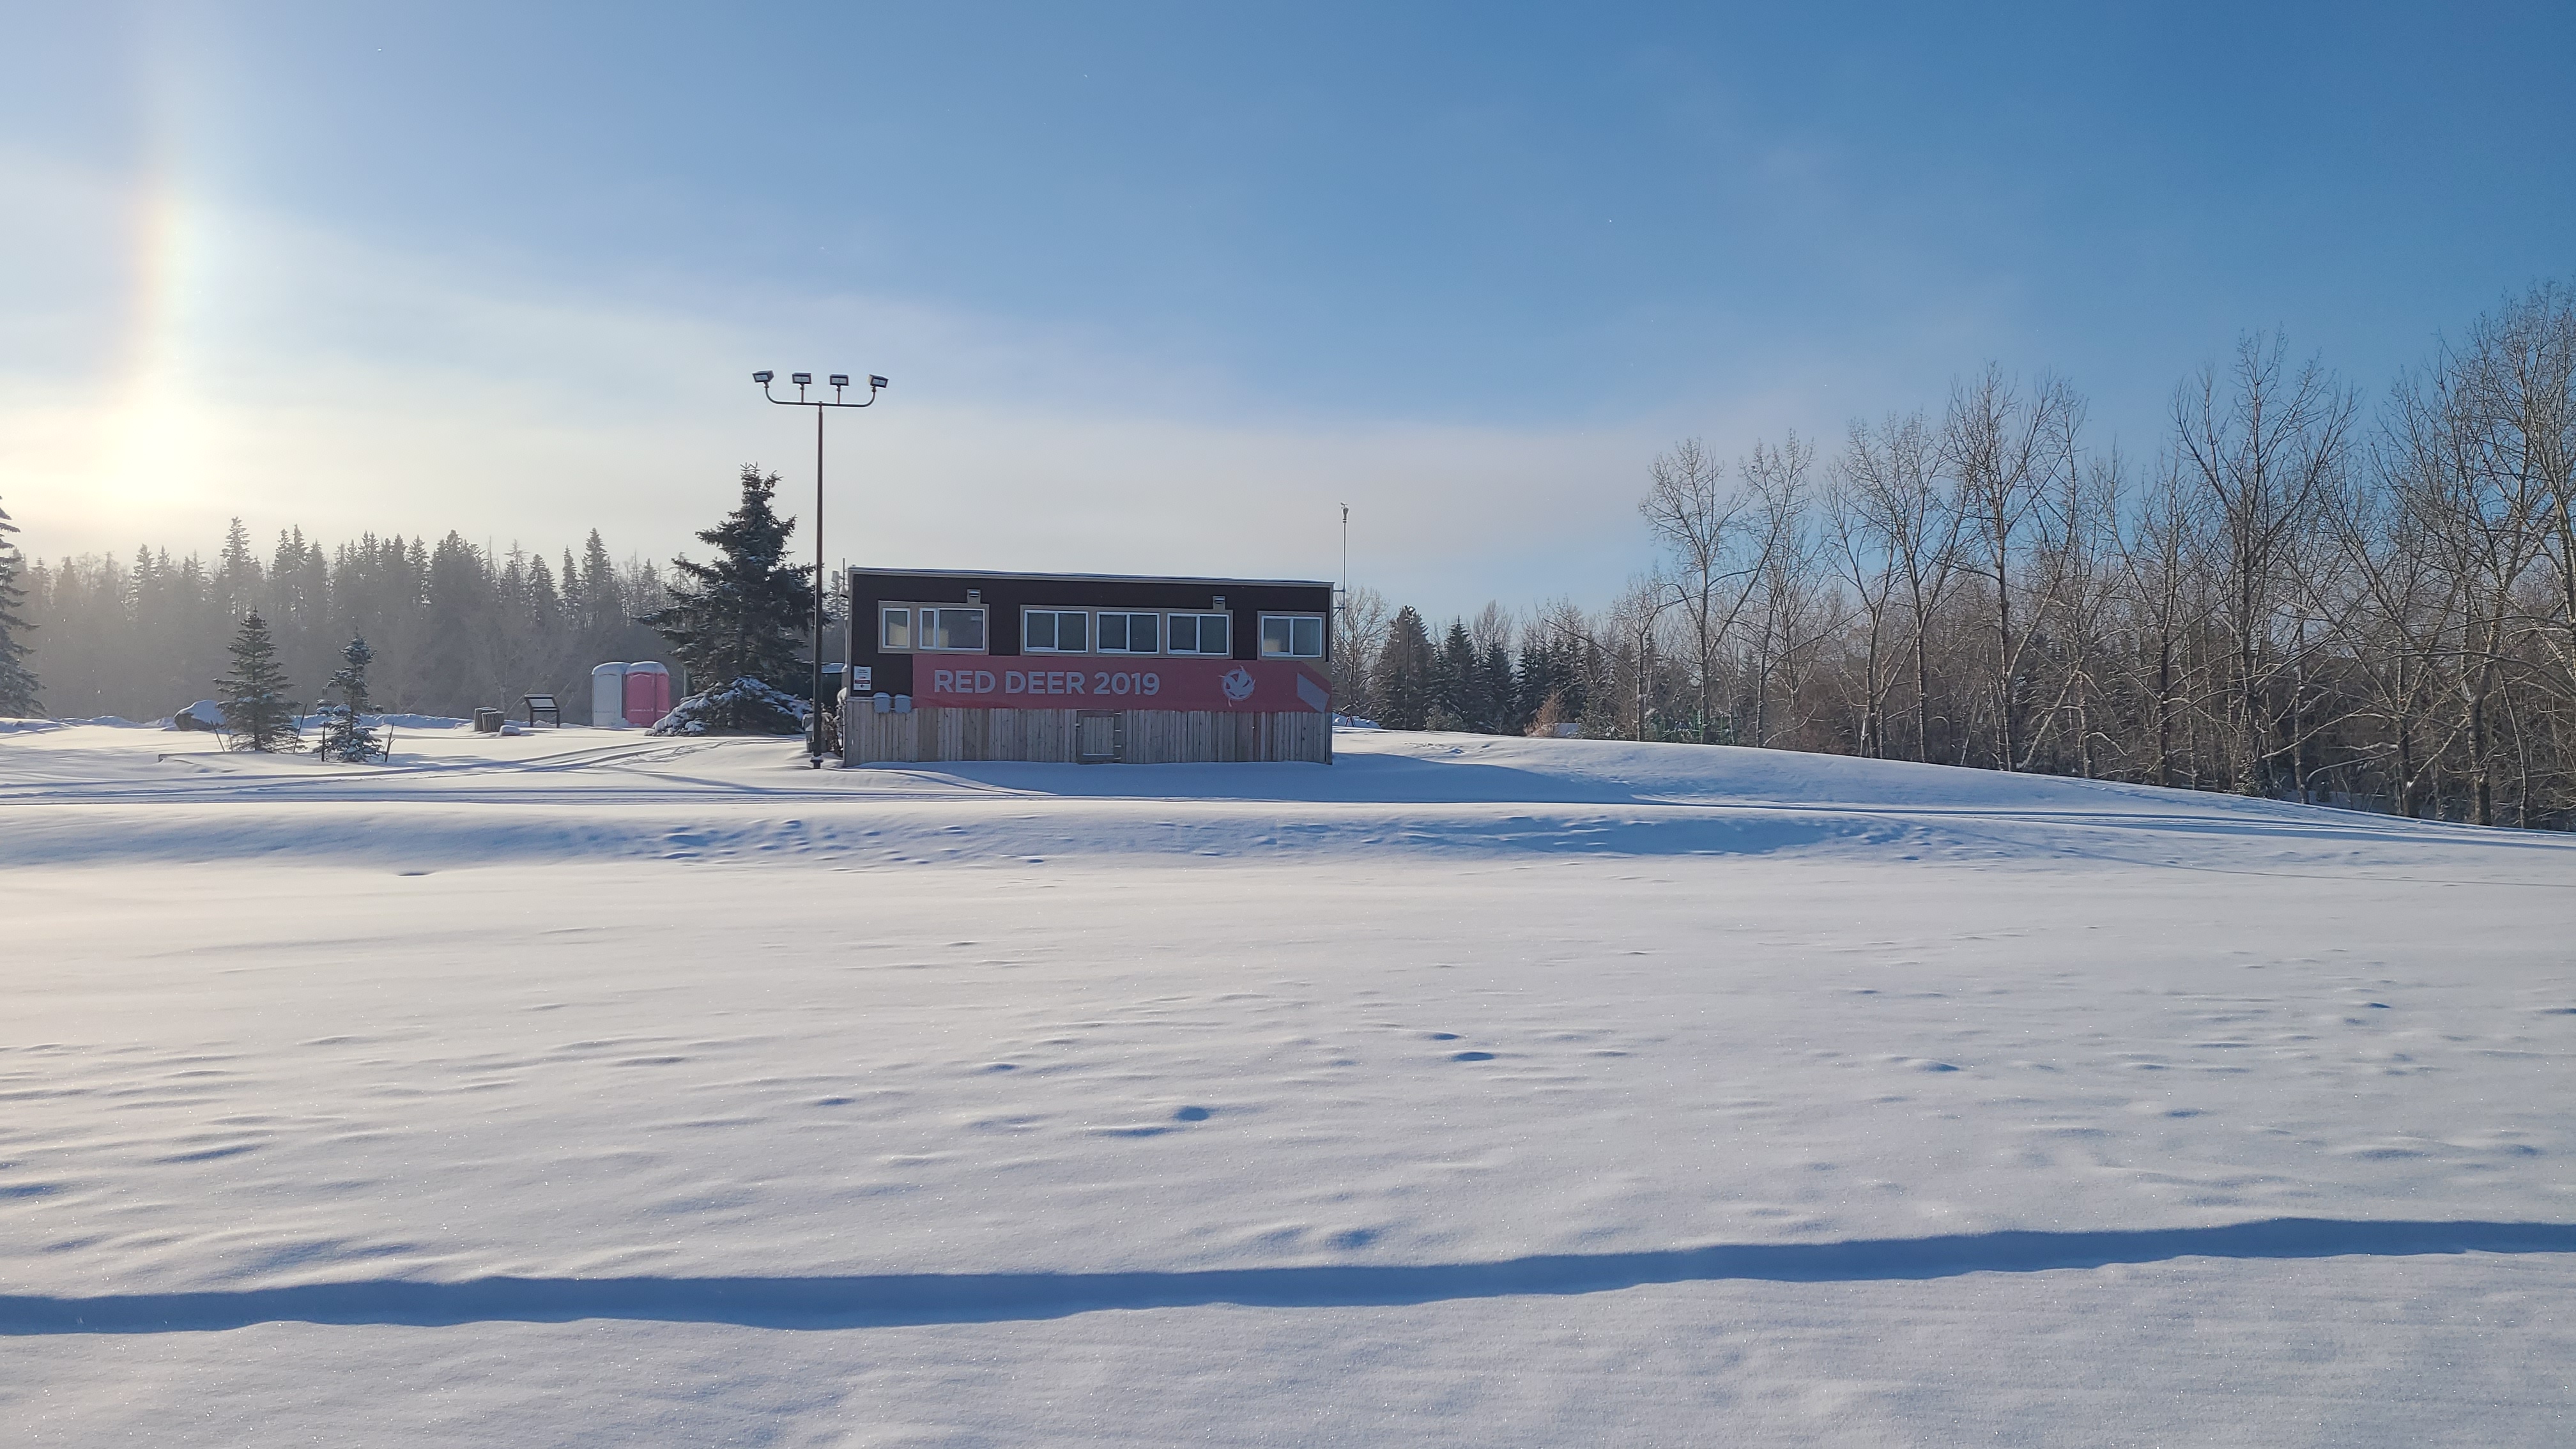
<box><xmin>1824</xmin><ymin>422</ymin><xmax>1908</xmax><ymax>757</ymax></box>
<box><xmin>1943</xmin><ymin>366</ymin><xmax>2084</xmax><ymax>770</ymax></box>
<box><xmin>1741</xmin><ymin>433</ymin><xmax>1821</xmax><ymax>748</ymax></box>
<box><xmin>2172</xmin><ymin>334</ymin><xmax>2355</xmax><ymax>795</ymax></box>
<box><xmin>1332</xmin><ymin>584</ymin><xmax>1391</xmax><ymax>719</ymax></box>
<box><xmin>1640</xmin><ymin>438</ymin><xmax>1770</xmax><ymax>744</ymax></box>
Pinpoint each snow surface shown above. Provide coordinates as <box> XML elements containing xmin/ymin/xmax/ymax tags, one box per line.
<box><xmin>4</xmin><ymin>724</ymin><xmax>2574</xmax><ymax>1445</ymax></box>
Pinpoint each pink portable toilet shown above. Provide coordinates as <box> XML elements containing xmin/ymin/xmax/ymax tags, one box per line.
<box><xmin>622</xmin><ymin>661</ymin><xmax>671</xmax><ymax>727</ymax></box>
<box><xmin>591</xmin><ymin>662</ymin><xmax>630</xmax><ymax>727</ymax></box>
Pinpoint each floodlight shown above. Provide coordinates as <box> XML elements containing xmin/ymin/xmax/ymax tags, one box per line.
<box><xmin>791</xmin><ymin>372</ymin><xmax>813</xmax><ymax>386</ymax></box>
<box><xmin>870</xmin><ymin>375</ymin><xmax>889</xmax><ymax>389</ymax></box>
<box><xmin>752</xmin><ymin>370</ymin><xmax>774</xmax><ymax>384</ymax></box>
<box><xmin>829</xmin><ymin>374</ymin><xmax>850</xmax><ymax>388</ymax></box>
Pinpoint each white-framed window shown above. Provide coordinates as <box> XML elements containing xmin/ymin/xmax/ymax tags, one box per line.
<box><xmin>1096</xmin><ymin>611</ymin><xmax>1162</xmax><ymax>654</ymax></box>
<box><xmin>1023</xmin><ymin>608</ymin><xmax>1090</xmax><ymax>653</ymax></box>
<box><xmin>882</xmin><ymin>602</ymin><xmax>986</xmax><ymax>652</ymax></box>
<box><xmin>1259</xmin><ymin>613</ymin><xmax>1325</xmax><ymax>659</ymax></box>
<box><xmin>1168</xmin><ymin>611</ymin><xmax>1230</xmax><ymax>656</ymax></box>
<box><xmin>919</xmin><ymin>605</ymin><xmax>986</xmax><ymax>652</ymax></box>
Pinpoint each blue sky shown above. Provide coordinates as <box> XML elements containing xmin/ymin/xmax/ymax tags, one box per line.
<box><xmin>4</xmin><ymin>3</ymin><xmax>2570</xmax><ymax>619</ymax></box>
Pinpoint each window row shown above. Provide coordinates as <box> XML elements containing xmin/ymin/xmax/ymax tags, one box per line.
<box><xmin>876</xmin><ymin>604</ymin><xmax>1325</xmax><ymax>659</ymax></box>
<box><xmin>1028</xmin><ymin>609</ymin><xmax>1232</xmax><ymax>656</ymax></box>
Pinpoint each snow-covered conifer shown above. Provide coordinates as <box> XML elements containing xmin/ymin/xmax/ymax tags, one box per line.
<box><xmin>640</xmin><ymin>466</ymin><xmax>815</xmax><ymax>686</ymax></box>
<box><xmin>218</xmin><ymin>611</ymin><xmax>298</xmax><ymax>751</ymax></box>
<box><xmin>318</xmin><ymin>634</ymin><xmax>381</xmax><ymax>763</ymax></box>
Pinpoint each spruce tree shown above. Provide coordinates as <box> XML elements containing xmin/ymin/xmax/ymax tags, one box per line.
<box><xmin>318</xmin><ymin>634</ymin><xmax>381</xmax><ymax>763</ymax></box>
<box><xmin>215</xmin><ymin>518</ymin><xmax>260</xmax><ymax>615</ymax></box>
<box><xmin>418</xmin><ymin>532</ymin><xmax>494</xmax><ymax>710</ymax></box>
<box><xmin>0</xmin><ymin>496</ymin><xmax>38</xmax><ymax>716</ymax></box>
<box><xmin>1429</xmin><ymin>620</ymin><xmax>1476</xmax><ymax>732</ymax></box>
<box><xmin>218</xmin><ymin>611</ymin><xmax>298</xmax><ymax>751</ymax></box>
<box><xmin>1372</xmin><ymin>607</ymin><xmax>1434</xmax><ymax>730</ymax></box>
<box><xmin>640</xmin><ymin>465</ymin><xmax>815</xmax><ymax>689</ymax></box>
<box><xmin>1518</xmin><ymin>632</ymin><xmax>1591</xmax><ymax>731</ymax></box>
<box><xmin>1483</xmin><ymin>639</ymin><xmax>1514</xmax><ymax>727</ymax></box>
<box><xmin>579</xmin><ymin>532</ymin><xmax>617</xmax><ymax>630</ymax></box>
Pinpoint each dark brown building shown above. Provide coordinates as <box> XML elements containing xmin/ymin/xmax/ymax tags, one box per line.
<box><xmin>843</xmin><ymin>567</ymin><xmax>1335</xmax><ymax>764</ymax></box>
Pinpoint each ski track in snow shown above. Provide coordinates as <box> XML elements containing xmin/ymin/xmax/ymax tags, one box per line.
<box><xmin>3</xmin><ymin>724</ymin><xmax>2573</xmax><ymax>1446</ymax></box>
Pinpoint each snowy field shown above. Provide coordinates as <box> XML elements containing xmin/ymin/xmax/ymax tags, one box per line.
<box><xmin>4</xmin><ymin>722</ymin><xmax>2574</xmax><ymax>1446</ymax></box>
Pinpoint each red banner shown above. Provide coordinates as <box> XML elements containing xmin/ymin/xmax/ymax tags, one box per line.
<box><xmin>913</xmin><ymin>657</ymin><xmax>1331</xmax><ymax>714</ymax></box>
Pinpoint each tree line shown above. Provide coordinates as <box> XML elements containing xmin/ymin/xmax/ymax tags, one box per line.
<box><xmin>1</xmin><ymin>464</ymin><xmax>846</xmax><ymax>730</ymax></box>
<box><xmin>12</xmin><ymin>521</ymin><xmax>681</xmax><ymax>722</ymax></box>
<box><xmin>5</xmin><ymin>286</ymin><xmax>2570</xmax><ymax>827</ymax></box>
<box><xmin>1335</xmin><ymin>284</ymin><xmax>2576</xmax><ymax>829</ymax></box>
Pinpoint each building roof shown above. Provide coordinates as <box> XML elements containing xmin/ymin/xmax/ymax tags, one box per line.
<box><xmin>848</xmin><ymin>565</ymin><xmax>1335</xmax><ymax>590</ymax></box>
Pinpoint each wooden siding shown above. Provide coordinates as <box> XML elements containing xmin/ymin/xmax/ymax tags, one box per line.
<box><xmin>847</xmin><ymin>706</ymin><xmax>1331</xmax><ymax>765</ymax></box>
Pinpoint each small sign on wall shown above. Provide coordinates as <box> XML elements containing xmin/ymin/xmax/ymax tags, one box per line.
<box><xmin>848</xmin><ymin>666</ymin><xmax>871</xmax><ymax>693</ymax></box>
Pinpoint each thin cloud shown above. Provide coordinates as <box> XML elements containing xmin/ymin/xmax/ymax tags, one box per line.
<box><xmin>0</xmin><ymin>164</ymin><xmax>1823</xmax><ymax>618</ymax></box>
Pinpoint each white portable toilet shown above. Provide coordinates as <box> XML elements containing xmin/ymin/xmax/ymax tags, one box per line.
<box><xmin>591</xmin><ymin>662</ymin><xmax>631</xmax><ymax>727</ymax></box>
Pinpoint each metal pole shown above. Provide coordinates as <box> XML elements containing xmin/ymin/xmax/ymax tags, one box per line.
<box><xmin>754</xmin><ymin>371</ymin><xmax>880</xmax><ymax>769</ymax></box>
<box><xmin>813</xmin><ymin>404</ymin><xmax>825</xmax><ymax>767</ymax></box>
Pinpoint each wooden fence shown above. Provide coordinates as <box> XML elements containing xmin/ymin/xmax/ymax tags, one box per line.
<box><xmin>847</xmin><ymin>706</ymin><xmax>1330</xmax><ymax>765</ymax></box>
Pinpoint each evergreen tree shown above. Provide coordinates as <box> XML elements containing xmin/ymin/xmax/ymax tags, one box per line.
<box><xmin>640</xmin><ymin>466</ymin><xmax>815</xmax><ymax>688</ymax></box>
<box><xmin>214</xmin><ymin>518</ymin><xmax>261</xmax><ymax>614</ymax></box>
<box><xmin>528</xmin><ymin>553</ymin><xmax>563</xmax><ymax>635</ymax></box>
<box><xmin>318</xmin><ymin>634</ymin><xmax>381</xmax><ymax>762</ymax></box>
<box><xmin>578</xmin><ymin>530</ymin><xmax>620</xmax><ymax>655</ymax></box>
<box><xmin>0</xmin><ymin>496</ymin><xmax>38</xmax><ymax>716</ymax></box>
<box><xmin>1429</xmin><ymin>620</ymin><xmax>1476</xmax><ymax>731</ymax></box>
<box><xmin>1476</xmin><ymin>640</ymin><xmax>1514</xmax><ymax>732</ymax></box>
<box><xmin>418</xmin><ymin>532</ymin><xmax>496</xmax><ymax>710</ymax></box>
<box><xmin>1372</xmin><ymin>606</ymin><xmax>1434</xmax><ymax>730</ymax></box>
<box><xmin>266</xmin><ymin>527</ymin><xmax>332</xmax><ymax>694</ymax></box>
<box><xmin>1516</xmin><ymin>629</ymin><xmax>1590</xmax><ymax>731</ymax></box>
<box><xmin>15</xmin><ymin>520</ymin><xmax>669</xmax><ymax>723</ymax></box>
<box><xmin>218</xmin><ymin>611</ymin><xmax>298</xmax><ymax>750</ymax></box>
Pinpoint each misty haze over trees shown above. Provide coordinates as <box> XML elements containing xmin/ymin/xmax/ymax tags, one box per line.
<box><xmin>17</xmin><ymin>524</ymin><xmax>684</xmax><ymax>724</ymax></box>
<box><xmin>9</xmin><ymin>286</ymin><xmax>2572</xmax><ymax>827</ymax></box>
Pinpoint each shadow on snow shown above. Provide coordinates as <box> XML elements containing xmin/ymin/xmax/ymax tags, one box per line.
<box><xmin>9</xmin><ymin>1218</ymin><xmax>2573</xmax><ymax>1335</ymax></box>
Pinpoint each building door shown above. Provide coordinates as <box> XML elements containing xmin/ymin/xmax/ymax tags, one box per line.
<box><xmin>1075</xmin><ymin>710</ymin><xmax>1123</xmax><ymax>764</ymax></box>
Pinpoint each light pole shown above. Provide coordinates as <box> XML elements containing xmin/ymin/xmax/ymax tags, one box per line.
<box><xmin>754</xmin><ymin>369</ymin><xmax>886</xmax><ymax>767</ymax></box>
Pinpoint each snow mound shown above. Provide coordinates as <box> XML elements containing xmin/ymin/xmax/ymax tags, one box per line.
<box><xmin>169</xmin><ymin>700</ymin><xmax>226</xmax><ymax>731</ymax></box>
<box><xmin>0</xmin><ymin>716</ymin><xmax>61</xmax><ymax>733</ymax></box>
<box><xmin>650</xmin><ymin>677</ymin><xmax>811</xmax><ymax>737</ymax></box>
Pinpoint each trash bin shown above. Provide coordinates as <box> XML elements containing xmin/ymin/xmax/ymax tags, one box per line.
<box><xmin>473</xmin><ymin>707</ymin><xmax>504</xmax><ymax>734</ymax></box>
